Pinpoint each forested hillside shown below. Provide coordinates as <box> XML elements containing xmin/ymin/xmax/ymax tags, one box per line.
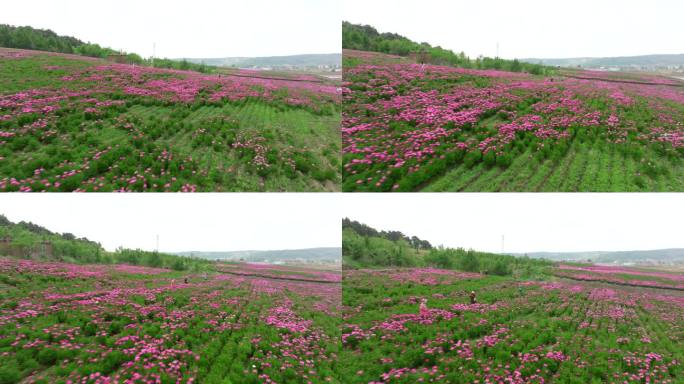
<box><xmin>342</xmin><ymin>22</ymin><xmax>550</xmax><ymax>74</ymax></box>
<box><xmin>342</xmin><ymin>218</ymin><xmax>551</xmax><ymax>276</ymax></box>
<box><xmin>0</xmin><ymin>24</ymin><xmax>212</xmax><ymax>72</ymax></box>
<box><xmin>0</xmin><ymin>215</ymin><xmax>210</xmax><ymax>271</ymax></box>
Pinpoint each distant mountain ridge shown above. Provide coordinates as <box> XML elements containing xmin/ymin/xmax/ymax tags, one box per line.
<box><xmin>172</xmin><ymin>247</ymin><xmax>341</xmax><ymax>262</ymax></box>
<box><xmin>521</xmin><ymin>54</ymin><xmax>684</xmax><ymax>69</ymax></box>
<box><xmin>183</xmin><ymin>53</ymin><xmax>341</xmax><ymax>68</ymax></box>
<box><xmin>512</xmin><ymin>248</ymin><xmax>684</xmax><ymax>264</ymax></box>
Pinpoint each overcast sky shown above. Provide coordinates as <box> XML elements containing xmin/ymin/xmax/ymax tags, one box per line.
<box><xmin>344</xmin><ymin>0</ymin><xmax>684</xmax><ymax>59</ymax></box>
<box><xmin>0</xmin><ymin>194</ymin><xmax>341</xmax><ymax>252</ymax></box>
<box><xmin>2</xmin><ymin>0</ymin><xmax>341</xmax><ymax>58</ymax></box>
<box><xmin>343</xmin><ymin>194</ymin><xmax>683</xmax><ymax>253</ymax></box>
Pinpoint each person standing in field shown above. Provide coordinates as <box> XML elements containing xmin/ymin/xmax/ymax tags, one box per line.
<box><xmin>419</xmin><ymin>298</ymin><xmax>429</xmax><ymax>316</ymax></box>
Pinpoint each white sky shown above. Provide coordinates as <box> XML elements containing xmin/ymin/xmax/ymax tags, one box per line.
<box><xmin>344</xmin><ymin>0</ymin><xmax>684</xmax><ymax>59</ymax></box>
<box><xmin>0</xmin><ymin>194</ymin><xmax>341</xmax><ymax>252</ymax></box>
<box><xmin>343</xmin><ymin>194</ymin><xmax>683</xmax><ymax>253</ymax></box>
<box><xmin>1</xmin><ymin>0</ymin><xmax>341</xmax><ymax>58</ymax></box>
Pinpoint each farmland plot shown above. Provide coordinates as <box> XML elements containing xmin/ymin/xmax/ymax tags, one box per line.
<box><xmin>0</xmin><ymin>48</ymin><xmax>341</xmax><ymax>192</ymax></box>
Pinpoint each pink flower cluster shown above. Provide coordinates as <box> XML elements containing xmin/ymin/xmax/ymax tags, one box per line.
<box><xmin>264</xmin><ymin>300</ymin><xmax>313</xmax><ymax>333</ymax></box>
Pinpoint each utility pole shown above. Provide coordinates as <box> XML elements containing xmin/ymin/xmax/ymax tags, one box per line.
<box><xmin>156</xmin><ymin>234</ymin><xmax>159</xmax><ymax>253</ymax></box>
<box><xmin>152</xmin><ymin>43</ymin><xmax>156</xmax><ymax>67</ymax></box>
<box><xmin>496</xmin><ymin>42</ymin><xmax>499</xmax><ymax>58</ymax></box>
<box><xmin>501</xmin><ymin>235</ymin><xmax>505</xmax><ymax>254</ymax></box>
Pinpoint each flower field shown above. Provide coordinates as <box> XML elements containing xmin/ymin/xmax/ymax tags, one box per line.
<box><xmin>342</xmin><ymin>49</ymin><xmax>684</xmax><ymax>191</ymax></box>
<box><xmin>0</xmin><ymin>257</ymin><xmax>341</xmax><ymax>383</ymax></box>
<box><xmin>0</xmin><ymin>48</ymin><xmax>341</xmax><ymax>191</ymax></box>
<box><xmin>340</xmin><ymin>268</ymin><xmax>684</xmax><ymax>383</ymax></box>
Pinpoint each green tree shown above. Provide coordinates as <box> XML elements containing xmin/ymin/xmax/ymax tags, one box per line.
<box><xmin>459</xmin><ymin>250</ymin><xmax>480</xmax><ymax>272</ymax></box>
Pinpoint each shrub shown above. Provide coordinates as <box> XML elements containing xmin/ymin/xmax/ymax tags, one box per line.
<box><xmin>0</xmin><ymin>367</ymin><xmax>21</xmax><ymax>384</ymax></box>
<box><xmin>102</xmin><ymin>351</ymin><xmax>127</xmax><ymax>375</ymax></box>
<box><xmin>464</xmin><ymin>150</ymin><xmax>482</xmax><ymax>167</ymax></box>
<box><xmin>82</xmin><ymin>322</ymin><xmax>97</xmax><ymax>336</ymax></box>
<box><xmin>483</xmin><ymin>151</ymin><xmax>497</xmax><ymax>167</ymax></box>
<box><xmin>37</xmin><ymin>348</ymin><xmax>58</xmax><ymax>365</ymax></box>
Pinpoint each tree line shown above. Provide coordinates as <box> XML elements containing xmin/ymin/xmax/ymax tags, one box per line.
<box><xmin>0</xmin><ymin>24</ymin><xmax>213</xmax><ymax>73</ymax></box>
<box><xmin>343</xmin><ymin>218</ymin><xmax>432</xmax><ymax>250</ymax></box>
<box><xmin>0</xmin><ymin>214</ymin><xmax>211</xmax><ymax>272</ymax></box>
<box><xmin>343</xmin><ymin>218</ymin><xmax>551</xmax><ymax>277</ymax></box>
<box><xmin>342</xmin><ymin>22</ymin><xmax>551</xmax><ymax>75</ymax></box>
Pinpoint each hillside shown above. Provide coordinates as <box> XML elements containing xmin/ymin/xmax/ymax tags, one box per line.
<box><xmin>342</xmin><ymin>22</ymin><xmax>549</xmax><ymax>74</ymax></box>
<box><xmin>0</xmin><ymin>214</ymin><xmax>210</xmax><ymax>271</ymax></box>
<box><xmin>185</xmin><ymin>53</ymin><xmax>341</xmax><ymax>69</ymax></box>
<box><xmin>342</xmin><ymin>218</ymin><xmax>550</xmax><ymax>276</ymax></box>
<box><xmin>516</xmin><ymin>248</ymin><xmax>684</xmax><ymax>265</ymax></box>
<box><xmin>173</xmin><ymin>247</ymin><xmax>341</xmax><ymax>263</ymax></box>
<box><xmin>522</xmin><ymin>53</ymin><xmax>684</xmax><ymax>71</ymax></box>
<box><xmin>0</xmin><ymin>24</ymin><xmax>212</xmax><ymax>73</ymax></box>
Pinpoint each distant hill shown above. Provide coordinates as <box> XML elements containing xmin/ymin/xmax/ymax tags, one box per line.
<box><xmin>513</xmin><ymin>249</ymin><xmax>684</xmax><ymax>265</ymax></box>
<box><xmin>184</xmin><ymin>53</ymin><xmax>341</xmax><ymax>69</ymax></box>
<box><xmin>521</xmin><ymin>54</ymin><xmax>684</xmax><ymax>70</ymax></box>
<box><xmin>173</xmin><ymin>247</ymin><xmax>341</xmax><ymax>262</ymax></box>
<box><xmin>0</xmin><ymin>24</ymin><xmax>212</xmax><ymax>73</ymax></box>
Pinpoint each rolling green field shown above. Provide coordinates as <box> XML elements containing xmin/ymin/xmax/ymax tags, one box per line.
<box><xmin>0</xmin><ymin>48</ymin><xmax>341</xmax><ymax>191</ymax></box>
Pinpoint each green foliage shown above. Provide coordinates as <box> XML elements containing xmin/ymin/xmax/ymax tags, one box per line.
<box><xmin>0</xmin><ymin>366</ymin><xmax>20</xmax><ymax>384</ymax></box>
<box><xmin>113</xmin><ymin>248</ymin><xmax>211</xmax><ymax>272</ymax></box>
<box><xmin>0</xmin><ymin>24</ymin><xmax>82</xmax><ymax>54</ymax></box>
<box><xmin>102</xmin><ymin>351</ymin><xmax>127</xmax><ymax>375</ymax></box>
<box><xmin>458</xmin><ymin>250</ymin><xmax>481</xmax><ymax>272</ymax></box>
<box><xmin>342</xmin><ymin>229</ymin><xmax>419</xmax><ymax>267</ymax></box>
<box><xmin>343</xmin><ymin>218</ymin><xmax>432</xmax><ymax>249</ymax></box>
<box><xmin>37</xmin><ymin>349</ymin><xmax>58</xmax><ymax>365</ymax></box>
<box><xmin>149</xmin><ymin>57</ymin><xmax>214</xmax><ymax>73</ymax></box>
<box><xmin>74</xmin><ymin>43</ymin><xmax>117</xmax><ymax>58</ymax></box>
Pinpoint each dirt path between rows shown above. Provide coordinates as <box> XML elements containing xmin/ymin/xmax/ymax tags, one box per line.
<box><xmin>555</xmin><ymin>274</ymin><xmax>684</xmax><ymax>294</ymax></box>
